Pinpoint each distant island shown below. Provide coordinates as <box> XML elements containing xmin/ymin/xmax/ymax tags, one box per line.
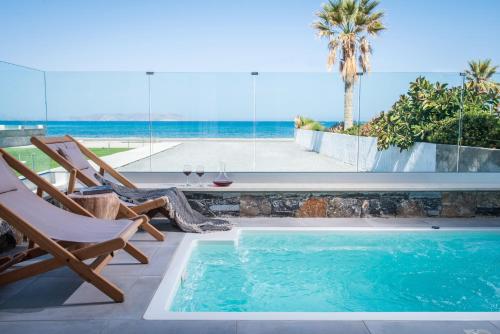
<box><xmin>68</xmin><ymin>112</ymin><xmax>184</xmax><ymax>121</ymax></box>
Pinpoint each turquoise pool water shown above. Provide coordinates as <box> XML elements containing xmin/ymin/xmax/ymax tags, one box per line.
<box><xmin>170</xmin><ymin>231</ymin><xmax>500</xmax><ymax>312</ymax></box>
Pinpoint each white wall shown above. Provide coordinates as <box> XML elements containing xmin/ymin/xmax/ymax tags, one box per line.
<box><xmin>295</xmin><ymin>129</ymin><xmax>436</xmax><ymax>172</ymax></box>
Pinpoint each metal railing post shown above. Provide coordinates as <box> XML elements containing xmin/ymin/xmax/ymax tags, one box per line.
<box><xmin>456</xmin><ymin>72</ymin><xmax>466</xmax><ymax>173</ymax></box>
<box><xmin>146</xmin><ymin>72</ymin><xmax>154</xmax><ymax>172</ymax></box>
<box><xmin>251</xmin><ymin>72</ymin><xmax>258</xmax><ymax>171</ymax></box>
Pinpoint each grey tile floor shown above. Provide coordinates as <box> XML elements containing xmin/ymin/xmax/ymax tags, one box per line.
<box><xmin>1</xmin><ymin>217</ymin><xmax>500</xmax><ymax>334</ymax></box>
<box><xmin>118</xmin><ymin>140</ymin><xmax>354</xmax><ymax>172</ymax></box>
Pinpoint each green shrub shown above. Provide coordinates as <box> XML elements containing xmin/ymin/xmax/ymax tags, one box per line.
<box><xmin>295</xmin><ymin>116</ymin><xmax>316</xmax><ymax>129</ymax></box>
<box><xmin>426</xmin><ymin>110</ymin><xmax>500</xmax><ymax>148</ymax></box>
<box><xmin>295</xmin><ymin>116</ymin><xmax>326</xmax><ymax>131</ymax></box>
<box><xmin>338</xmin><ymin>122</ymin><xmax>377</xmax><ymax>136</ymax></box>
<box><xmin>294</xmin><ymin>74</ymin><xmax>499</xmax><ymax>151</ymax></box>
<box><xmin>340</xmin><ymin>125</ymin><xmax>360</xmax><ymax>135</ymax></box>
<box><xmin>371</xmin><ymin>76</ymin><xmax>499</xmax><ymax>150</ymax></box>
<box><xmin>302</xmin><ymin>121</ymin><xmax>326</xmax><ymax>131</ymax></box>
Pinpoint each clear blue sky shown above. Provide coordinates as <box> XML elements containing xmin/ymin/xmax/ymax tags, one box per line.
<box><xmin>0</xmin><ymin>0</ymin><xmax>499</xmax><ymax>72</ymax></box>
<box><xmin>1</xmin><ymin>0</ymin><xmax>499</xmax><ymax>122</ymax></box>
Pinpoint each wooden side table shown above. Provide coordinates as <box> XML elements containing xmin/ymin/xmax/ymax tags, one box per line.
<box><xmin>69</xmin><ymin>192</ymin><xmax>120</xmax><ymax>220</ymax></box>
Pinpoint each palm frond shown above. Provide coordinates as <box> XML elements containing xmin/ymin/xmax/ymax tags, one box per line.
<box><xmin>313</xmin><ymin>0</ymin><xmax>384</xmax><ymax>78</ymax></box>
<box><xmin>466</xmin><ymin>59</ymin><xmax>498</xmax><ymax>82</ymax></box>
<box><xmin>360</xmin><ymin>0</ymin><xmax>380</xmax><ymax>15</ymax></box>
<box><xmin>327</xmin><ymin>39</ymin><xmax>339</xmax><ymax>71</ymax></box>
<box><xmin>358</xmin><ymin>37</ymin><xmax>371</xmax><ymax>72</ymax></box>
<box><xmin>313</xmin><ymin>20</ymin><xmax>333</xmax><ymax>38</ymax></box>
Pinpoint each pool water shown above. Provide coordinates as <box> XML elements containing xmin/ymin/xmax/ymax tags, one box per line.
<box><xmin>170</xmin><ymin>231</ymin><xmax>500</xmax><ymax>312</ymax></box>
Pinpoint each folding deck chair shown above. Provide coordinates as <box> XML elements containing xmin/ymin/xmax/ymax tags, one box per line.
<box><xmin>0</xmin><ymin>149</ymin><xmax>150</xmax><ymax>302</ymax></box>
<box><xmin>31</xmin><ymin>135</ymin><xmax>165</xmax><ymax>241</ymax></box>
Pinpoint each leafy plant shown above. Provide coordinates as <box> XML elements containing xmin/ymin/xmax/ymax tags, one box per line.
<box><xmin>425</xmin><ymin>110</ymin><xmax>500</xmax><ymax>148</ymax></box>
<box><xmin>331</xmin><ymin>122</ymin><xmax>376</xmax><ymax>136</ymax></box>
<box><xmin>295</xmin><ymin>60</ymin><xmax>499</xmax><ymax>151</ymax></box>
<box><xmin>371</xmin><ymin>77</ymin><xmax>462</xmax><ymax>150</ymax></box>
<box><xmin>294</xmin><ymin>116</ymin><xmax>315</xmax><ymax>128</ymax></box>
<box><xmin>372</xmin><ymin>76</ymin><xmax>499</xmax><ymax>150</ymax></box>
<box><xmin>295</xmin><ymin>115</ymin><xmax>326</xmax><ymax>131</ymax></box>
<box><xmin>302</xmin><ymin>121</ymin><xmax>326</xmax><ymax>131</ymax></box>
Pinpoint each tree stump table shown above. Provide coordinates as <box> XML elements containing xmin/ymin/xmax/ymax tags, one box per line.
<box><xmin>68</xmin><ymin>192</ymin><xmax>120</xmax><ymax>220</ymax></box>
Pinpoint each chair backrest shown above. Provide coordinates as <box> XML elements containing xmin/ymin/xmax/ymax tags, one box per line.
<box><xmin>31</xmin><ymin>136</ymin><xmax>137</xmax><ymax>190</ymax></box>
<box><xmin>0</xmin><ymin>152</ymin><xmax>20</xmax><ymax>196</ymax></box>
<box><xmin>46</xmin><ymin>140</ymin><xmax>102</xmax><ymax>185</ymax></box>
<box><xmin>0</xmin><ymin>151</ymin><xmax>125</xmax><ymax>243</ymax></box>
<box><xmin>0</xmin><ymin>155</ymin><xmax>24</xmax><ymax>196</ymax></box>
<box><xmin>0</xmin><ymin>154</ymin><xmax>75</xmax><ymax>240</ymax></box>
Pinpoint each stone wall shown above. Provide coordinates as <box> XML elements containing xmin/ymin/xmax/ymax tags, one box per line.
<box><xmin>185</xmin><ymin>191</ymin><xmax>500</xmax><ymax>218</ymax></box>
<box><xmin>295</xmin><ymin>129</ymin><xmax>500</xmax><ymax>172</ymax></box>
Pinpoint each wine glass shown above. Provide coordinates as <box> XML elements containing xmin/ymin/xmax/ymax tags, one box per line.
<box><xmin>196</xmin><ymin>165</ymin><xmax>205</xmax><ymax>186</ymax></box>
<box><xmin>183</xmin><ymin>164</ymin><xmax>192</xmax><ymax>186</ymax></box>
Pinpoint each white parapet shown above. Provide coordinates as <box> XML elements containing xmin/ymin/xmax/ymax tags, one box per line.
<box><xmin>295</xmin><ymin>129</ymin><xmax>437</xmax><ymax>172</ymax></box>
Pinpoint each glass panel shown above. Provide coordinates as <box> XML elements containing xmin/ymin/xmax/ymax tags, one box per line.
<box><xmin>118</xmin><ymin>73</ymin><xmax>254</xmax><ymax>174</ymax></box>
<box><xmin>0</xmin><ymin>61</ymin><xmax>50</xmax><ymax>172</ymax></box>
<box><xmin>44</xmin><ymin>71</ymin><xmax>150</xmax><ymax>174</ymax></box>
<box><xmin>3</xmin><ymin>66</ymin><xmax>494</xmax><ymax>177</ymax></box>
<box><xmin>358</xmin><ymin>72</ymin><xmax>462</xmax><ymax>172</ymax></box>
<box><xmin>457</xmin><ymin>72</ymin><xmax>500</xmax><ymax>172</ymax></box>
<box><xmin>256</xmin><ymin>72</ymin><xmax>359</xmax><ymax>172</ymax></box>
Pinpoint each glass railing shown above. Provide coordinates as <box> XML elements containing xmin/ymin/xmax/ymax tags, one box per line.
<box><xmin>1</xmin><ymin>61</ymin><xmax>499</xmax><ymax>175</ymax></box>
<box><xmin>358</xmin><ymin>72</ymin><xmax>463</xmax><ymax>172</ymax></box>
<box><xmin>257</xmin><ymin>72</ymin><xmax>358</xmax><ymax>172</ymax></box>
<box><xmin>457</xmin><ymin>72</ymin><xmax>500</xmax><ymax>172</ymax></box>
<box><xmin>0</xmin><ymin>62</ymin><xmax>52</xmax><ymax>172</ymax></box>
<box><xmin>148</xmin><ymin>72</ymin><xmax>255</xmax><ymax>173</ymax></box>
<box><xmin>44</xmin><ymin>71</ymin><xmax>151</xmax><ymax>174</ymax></box>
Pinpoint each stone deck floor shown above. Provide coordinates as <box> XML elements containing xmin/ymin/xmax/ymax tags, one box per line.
<box><xmin>1</xmin><ymin>217</ymin><xmax>500</xmax><ymax>334</ymax></box>
<box><xmin>118</xmin><ymin>140</ymin><xmax>354</xmax><ymax>172</ymax></box>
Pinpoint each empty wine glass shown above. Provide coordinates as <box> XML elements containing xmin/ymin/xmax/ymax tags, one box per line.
<box><xmin>183</xmin><ymin>164</ymin><xmax>192</xmax><ymax>186</ymax></box>
<box><xmin>196</xmin><ymin>165</ymin><xmax>205</xmax><ymax>186</ymax></box>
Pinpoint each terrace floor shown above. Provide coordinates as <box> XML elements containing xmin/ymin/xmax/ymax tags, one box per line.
<box><xmin>1</xmin><ymin>217</ymin><xmax>500</xmax><ymax>334</ymax></box>
<box><xmin>118</xmin><ymin>139</ymin><xmax>354</xmax><ymax>172</ymax></box>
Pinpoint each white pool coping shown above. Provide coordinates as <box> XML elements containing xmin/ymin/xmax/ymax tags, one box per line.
<box><xmin>144</xmin><ymin>226</ymin><xmax>500</xmax><ymax>321</ymax></box>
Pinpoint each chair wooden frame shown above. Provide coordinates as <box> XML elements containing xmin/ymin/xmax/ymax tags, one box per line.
<box><xmin>0</xmin><ymin>149</ymin><xmax>151</xmax><ymax>302</ymax></box>
<box><xmin>31</xmin><ymin>135</ymin><xmax>165</xmax><ymax>241</ymax></box>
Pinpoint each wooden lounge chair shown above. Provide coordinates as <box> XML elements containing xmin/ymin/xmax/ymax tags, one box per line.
<box><xmin>31</xmin><ymin>135</ymin><xmax>165</xmax><ymax>241</ymax></box>
<box><xmin>0</xmin><ymin>148</ymin><xmax>149</xmax><ymax>302</ymax></box>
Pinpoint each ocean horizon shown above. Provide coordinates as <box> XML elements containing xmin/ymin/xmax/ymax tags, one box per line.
<box><xmin>2</xmin><ymin>120</ymin><xmax>339</xmax><ymax>138</ymax></box>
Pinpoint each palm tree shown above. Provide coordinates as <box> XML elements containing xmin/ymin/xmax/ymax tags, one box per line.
<box><xmin>313</xmin><ymin>0</ymin><xmax>385</xmax><ymax>129</ymax></box>
<box><xmin>465</xmin><ymin>59</ymin><xmax>498</xmax><ymax>93</ymax></box>
<box><xmin>466</xmin><ymin>59</ymin><xmax>497</xmax><ymax>83</ymax></box>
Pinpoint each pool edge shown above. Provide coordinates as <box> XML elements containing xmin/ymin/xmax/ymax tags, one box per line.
<box><xmin>143</xmin><ymin>226</ymin><xmax>500</xmax><ymax>321</ymax></box>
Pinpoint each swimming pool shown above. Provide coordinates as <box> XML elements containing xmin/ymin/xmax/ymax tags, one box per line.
<box><xmin>144</xmin><ymin>228</ymin><xmax>500</xmax><ymax>320</ymax></box>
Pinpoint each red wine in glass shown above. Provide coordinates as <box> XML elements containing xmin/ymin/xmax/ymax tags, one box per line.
<box><xmin>183</xmin><ymin>164</ymin><xmax>192</xmax><ymax>186</ymax></box>
<box><xmin>196</xmin><ymin>165</ymin><xmax>204</xmax><ymax>186</ymax></box>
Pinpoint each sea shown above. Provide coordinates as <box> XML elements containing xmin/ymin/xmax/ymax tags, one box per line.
<box><xmin>2</xmin><ymin>121</ymin><xmax>338</xmax><ymax>138</ymax></box>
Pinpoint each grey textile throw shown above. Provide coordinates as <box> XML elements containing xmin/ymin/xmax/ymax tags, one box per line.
<box><xmin>94</xmin><ymin>174</ymin><xmax>232</xmax><ymax>233</ymax></box>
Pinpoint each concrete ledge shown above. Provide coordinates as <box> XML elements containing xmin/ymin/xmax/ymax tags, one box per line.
<box><xmin>124</xmin><ymin>172</ymin><xmax>500</xmax><ymax>192</ymax></box>
<box><xmin>0</xmin><ymin>127</ymin><xmax>45</xmax><ymax>147</ymax></box>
